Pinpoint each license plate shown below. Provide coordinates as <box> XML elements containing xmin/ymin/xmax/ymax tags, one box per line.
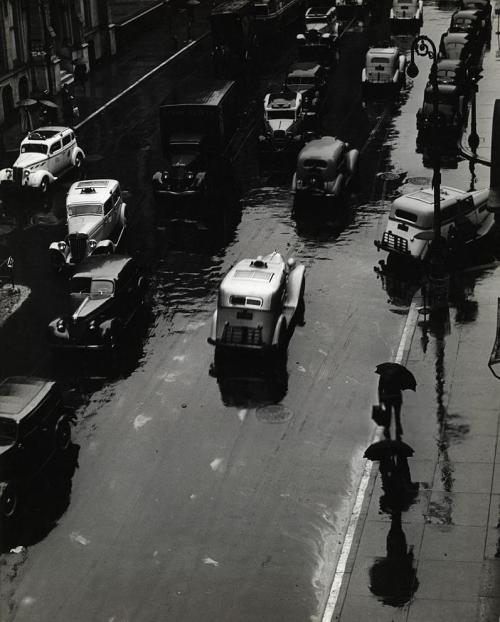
<box><xmin>237</xmin><ymin>310</ymin><xmax>253</xmax><ymax>320</ymax></box>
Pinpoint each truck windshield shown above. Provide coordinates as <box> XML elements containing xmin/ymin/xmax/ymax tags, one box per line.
<box><xmin>21</xmin><ymin>143</ymin><xmax>48</xmax><ymax>154</ymax></box>
<box><xmin>67</xmin><ymin>203</ymin><xmax>104</xmax><ymax>216</ymax></box>
<box><xmin>0</xmin><ymin>418</ymin><xmax>17</xmax><ymax>445</ymax></box>
<box><xmin>90</xmin><ymin>280</ymin><xmax>114</xmax><ymax>299</ymax></box>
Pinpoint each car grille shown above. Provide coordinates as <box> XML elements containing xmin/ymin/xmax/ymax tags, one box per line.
<box><xmin>68</xmin><ymin>233</ymin><xmax>88</xmax><ymax>263</ymax></box>
<box><xmin>221</xmin><ymin>325</ymin><xmax>263</xmax><ymax>347</ymax></box>
<box><xmin>381</xmin><ymin>232</ymin><xmax>410</xmax><ymax>254</ymax></box>
<box><xmin>273</xmin><ymin>130</ymin><xmax>286</xmax><ymax>140</ymax></box>
<box><xmin>13</xmin><ymin>167</ymin><xmax>23</xmax><ymax>184</ymax></box>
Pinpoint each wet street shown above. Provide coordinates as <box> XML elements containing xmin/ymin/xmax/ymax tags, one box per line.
<box><xmin>1</xmin><ymin>3</ymin><xmax>499</xmax><ymax>621</ymax></box>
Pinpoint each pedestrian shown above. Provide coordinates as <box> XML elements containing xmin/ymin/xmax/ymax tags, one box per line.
<box><xmin>378</xmin><ymin>374</ymin><xmax>403</xmax><ymax>440</ymax></box>
<box><xmin>61</xmin><ymin>85</ymin><xmax>76</xmax><ymax>126</ymax></box>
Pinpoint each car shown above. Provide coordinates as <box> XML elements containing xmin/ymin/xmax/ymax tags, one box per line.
<box><xmin>305</xmin><ymin>6</ymin><xmax>339</xmax><ymax>36</ymax></box>
<box><xmin>449</xmin><ymin>8</ymin><xmax>489</xmax><ymax>39</ymax></box>
<box><xmin>460</xmin><ymin>0</ymin><xmax>492</xmax><ymax>26</ymax></box>
<box><xmin>47</xmin><ymin>255</ymin><xmax>148</xmax><ymax>351</ymax></box>
<box><xmin>285</xmin><ymin>62</ymin><xmax>326</xmax><ymax>116</ymax></box>
<box><xmin>291</xmin><ymin>136</ymin><xmax>358</xmax><ymax>205</ymax></box>
<box><xmin>362</xmin><ymin>47</ymin><xmax>407</xmax><ymax>94</ymax></box>
<box><xmin>374</xmin><ymin>185</ymin><xmax>493</xmax><ymax>261</ymax></box>
<box><xmin>438</xmin><ymin>32</ymin><xmax>479</xmax><ymax>70</ymax></box>
<box><xmin>207</xmin><ymin>252</ymin><xmax>305</xmax><ymax>355</ymax></box>
<box><xmin>297</xmin><ymin>29</ymin><xmax>338</xmax><ymax>68</ymax></box>
<box><xmin>49</xmin><ymin>180</ymin><xmax>127</xmax><ymax>270</ymax></box>
<box><xmin>435</xmin><ymin>58</ymin><xmax>469</xmax><ymax>88</ymax></box>
<box><xmin>259</xmin><ymin>90</ymin><xmax>306</xmax><ymax>152</ymax></box>
<box><xmin>0</xmin><ymin>127</ymin><xmax>85</xmax><ymax>193</ymax></box>
<box><xmin>0</xmin><ymin>377</ymin><xmax>72</xmax><ymax>519</ymax></box>
<box><xmin>390</xmin><ymin>0</ymin><xmax>424</xmax><ymax>31</ymax></box>
<box><xmin>416</xmin><ymin>83</ymin><xmax>468</xmax><ymax>135</ymax></box>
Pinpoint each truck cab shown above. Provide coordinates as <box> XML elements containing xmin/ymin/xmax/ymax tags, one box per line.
<box><xmin>260</xmin><ymin>90</ymin><xmax>305</xmax><ymax>152</ymax></box>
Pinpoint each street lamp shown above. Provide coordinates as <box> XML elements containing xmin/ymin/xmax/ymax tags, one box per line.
<box><xmin>407</xmin><ymin>35</ymin><xmax>449</xmax><ymax>311</ymax></box>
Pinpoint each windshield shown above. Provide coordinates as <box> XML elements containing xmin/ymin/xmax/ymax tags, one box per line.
<box><xmin>267</xmin><ymin>110</ymin><xmax>296</xmax><ymax>119</ymax></box>
<box><xmin>0</xmin><ymin>417</ymin><xmax>17</xmax><ymax>445</ymax></box>
<box><xmin>21</xmin><ymin>143</ymin><xmax>48</xmax><ymax>155</ymax></box>
<box><xmin>67</xmin><ymin>203</ymin><xmax>104</xmax><ymax>217</ymax></box>
<box><xmin>306</xmin><ymin>17</ymin><xmax>327</xmax><ymax>24</ymax></box>
<box><xmin>288</xmin><ymin>77</ymin><xmax>314</xmax><ymax>85</ymax></box>
<box><xmin>90</xmin><ymin>280</ymin><xmax>114</xmax><ymax>298</ymax></box>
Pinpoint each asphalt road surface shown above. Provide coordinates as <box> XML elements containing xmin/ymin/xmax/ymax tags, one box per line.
<box><xmin>1</xmin><ymin>4</ymin><xmax>498</xmax><ymax>621</ymax></box>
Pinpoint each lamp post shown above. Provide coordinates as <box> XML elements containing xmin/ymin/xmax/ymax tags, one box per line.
<box><xmin>407</xmin><ymin>35</ymin><xmax>449</xmax><ymax>311</ymax></box>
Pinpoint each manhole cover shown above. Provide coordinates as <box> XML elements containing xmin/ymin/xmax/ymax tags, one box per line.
<box><xmin>377</xmin><ymin>171</ymin><xmax>400</xmax><ymax>181</ymax></box>
<box><xmin>255</xmin><ymin>404</ymin><xmax>293</xmax><ymax>424</ymax></box>
<box><xmin>405</xmin><ymin>176</ymin><xmax>431</xmax><ymax>186</ymax></box>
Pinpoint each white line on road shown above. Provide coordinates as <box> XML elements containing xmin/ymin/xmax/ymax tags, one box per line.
<box><xmin>321</xmin><ymin>300</ymin><xmax>420</xmax><ymax>622</ymax></box>
<box><xmin>74</xmin><ymin>33</ymin><xmax>208</xmax><ymax>131</ymax></box>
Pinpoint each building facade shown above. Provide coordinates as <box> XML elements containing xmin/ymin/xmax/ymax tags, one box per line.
<box><xmin>0</xmin><ymin>0</ymin><xmax>116</xmax><ymax>125</ymax></box>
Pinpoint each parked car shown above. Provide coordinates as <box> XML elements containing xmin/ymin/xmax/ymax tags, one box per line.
<box><xmin>0</xmin><ymin>127</ymin><xmax>85</xmax><ymax>193</ymax></box>
<box><xmin>285</xmin><ymin>61</ymin><xmax>326</xmax><ymax>116</ymax></box>
<box><xmin>305</xmin><ymin>6</ymin><xmax>338</xmax><ymax>35</ymax></box>
<box><xmin>438</xmin><ymin>32</ymin><xmax>480</xmax><ymax>71</ymax></box>
<box><xmin>449</xmin><ymin>8</ymin><xmax>489</xmax><ymax>39</ymax></box>
<box><xmin>207</xmin><ymin>252</ymin><xmax>305</xmax><ymax>354</ymax></box>
<box><xmin>292</xmin><ymin>136</ymin><xmax>358</xmax><ymax>205</ymax></box>
<box><xmin>47</xmin><ymin>255</ymin><xmax>148</xmax><ymax>351</ymax></box>
<box><xmin>460</xmin><ymin>0</ymin><xmax>492</xmax><ymax>26</ymax></box>
<box><xmin>49</xmin><ymin>179</ymin><xmax>127</xmax><ymax>271</ymax></box>
<box><xmin>416</xmin><ymin>83</ymin><xmax>468</xmax><ymax>135</ymax></box>
<box><xmin>0</xmin><ymin>377</ymin><xmax>72</xmax><ymax>519</ymax></box>
<box><xmin>259</xmin><ymin>90</ymin><xmax>306</xmax><ymax>152</ymax></box>
<box><xmin>435</xmin><ymin>58</ymin><xmax>469</xmax><ymax>88</ymax></box>
<box><xmin>374</xmin><ymin>185</ymin><xmax>493</xmax><ymax>260</ymax></box>
<box><xmin>362</xmin><ymin>47</ymin><xmax>407</xmax><ymax>94</ymax></box>
<box><xmin>390</xmin><ymin>0</ymin><xmax>423</xmax><ymax>31</ymax></box>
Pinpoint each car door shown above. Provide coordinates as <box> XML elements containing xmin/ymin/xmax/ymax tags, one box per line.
<box><xmin>102</xmin><ymin>197</ymin><xmax>114</xmax><ymax>239</ymax></box>
<box><xmin>61</xmin><ymin>133</ymin><xmax>73</xmax><ymax>170</ymax></box>
<box><xmin>48</xmin><ymin>139</ymin><xmax>63</xmax><ymax>174</ymax></box>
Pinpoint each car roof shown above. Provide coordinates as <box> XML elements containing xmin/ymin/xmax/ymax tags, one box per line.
<box><xmin>298</xmin><ymin>136</ymin><xmax>345</xmax><ymax>161</ymax></box>
<box><xmin>0</xmin><ymin>377</ymin><xmax>56</xmax><ymax>423</ymax></box>
<box><xmin>67</xmin><ymin>179</ymin><xmax>119</xmax><ymax>204</ymax></box>
<box><xmin>453</xmin><ymin>8</ymin><xmax>482</xmax><ymax>17</ymax></box>
<box><xmin>392</xmin><ymin>186</ymin><xmax>467</xmax><ymax>216</ymax></box>
<box><xmin>367</xmin><ymin>47</ymin><xmax>398</xmax><ymax>56</ymax></box>
<box><xmin>22</xmin><ymin>127</ymin><xmax>73</xmax><ymax>143</ymax></box>
<box><xmin>221</xmin><ymin>254</ymin><xmax>286</xmax><ymax>297</ymax></box>
<box><xmin>306</xmin><ymin>6</ymin><xmax>334</xmax><ymax>16</ymax></box>
<box><xmin>265</xmin><ymin>91</ymin><xmax>300</xmax><ymax>109</ymax></box>
<box><xmin>72</xmin><ymin>255</ymin><xmax>133</xmax><ymax>280</ymax></box>
<box><xmin>288</xmin><ymin>61</ymin><xmax>322</xmax><ymax>76</ymax></box>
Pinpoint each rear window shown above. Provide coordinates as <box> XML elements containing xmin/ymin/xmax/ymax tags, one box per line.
<box><xmin>395</xmin><ymin>209</ymin><xmax>418</xmax><ymax>223</ymax></box>
<box><xmin>303</xmin><ymin>158</ymin><xmax>328</xmax><ymax>168</ymax></box>
<box><xmin>234</xmin><ymin>270</ymin><xmax>273</xmax><ymax>281</ymax></box>
<box><xmin>230</xmin><ymin>296</ymin><xmax>263</xmax><ymax>307</ymax></box>
<box><xmin>90</xmin><ymin>280</ymin><xmax>114</xmax><ymax>298</ymax></box>
<box><xmin>371</xmin><ymin>57</ymin><xmax>390</xmax><ymax>64</ymax></box>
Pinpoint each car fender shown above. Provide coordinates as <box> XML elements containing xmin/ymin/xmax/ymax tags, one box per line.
<box><xmin>392</xmin><ymin>69</ymin><xmax>400</xmax><ymax>83</ymax></box>
<box><xmin>291</xmin><ymin>172</ymin><xmax>297</xmax><ymax>193</ymax></box>
<box><xmin>29</xmin><ymin>169</ymin><xmax>56</xmax><ymax>187</ymax></box>
<box><xmin>207</xmin><ymin>309</ymin><xmax>218</xmax><ymax>345</ymax></box>
<box><xmin>398</xmin><ymin>55</ymin><xmax>406</xmax><ymax>73</ymax></box>
<box><xmin>93</xmin><ymin>239</ymin><xmax>115</xmax><ymax>255</ymax></box>
<box><xmin>330</xmin><ymin>174</ymin><xmax>344</xmax><ymax>197</ymax></box>
<box><xmin>346</xmin><ymin>149</ymin><xmax>359</xmax><ymax>177</ymax></box>
<box><xmin>118</xmin><ymin>202</ymin><xmax>127</xmax><ymax>226</ymax></box>
<box><xmin>49</xmin><ymin>241</ymin><xmax>70</xmax><ymax>269</ymax></box>
<box><xmin>70</xmin><ymin>147</ymin><xmax>85</xmax><ymax>165</ymax></box>
<box><xmin>284</xmin><ymin>264</ymin><xmax>306</xmax><ymax>313</ymax></box>
<box><xmin>272</xmin><ymin>314</ymin><xmax>287</xmax><ymax>347</ymax></box>
<box><xmin>361</xmin><ymin>67</ymin><xmax>367</xmax><ymax>82</ymax></box>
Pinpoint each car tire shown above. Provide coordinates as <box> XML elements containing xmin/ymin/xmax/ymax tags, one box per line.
<box><xmin>74</xmin><ymin>153</ymin><xmax>83</xmax><ymax>169</ymax></box>
<box><xmin>1</xmin><ymin>484</ymin><xmax>18</xmax><ymax>519</ymax></box>
<box><xmin>39</xmin><ymin>176</ymin><xmax>49</xmax><ymax>194</ymax></box>
<box><xmin>55</xmin><ymin>418</ymin><xmax>71</xmax><ymax>451</ymax></box>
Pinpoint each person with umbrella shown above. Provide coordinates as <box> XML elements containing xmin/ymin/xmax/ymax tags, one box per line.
<box><xmin>364</xmin><ymin>439</ymin><xmax>418</xmax><ymax>499</ymax></box>
<box><xmin>375</xmin><ymin>362</ymin><xmax>417</xmax><ymax>440</ymax></box>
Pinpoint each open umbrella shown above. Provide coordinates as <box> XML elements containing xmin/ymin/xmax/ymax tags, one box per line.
<box><xmin>17</xmin><ymin>98</ymin><xmax>37</xmax><ymax>108</ymax></box>
<box><xmin>38</xmin><ymin>99</ymin><xmax>59</xmax><ymax>109</ymax></box>
<box><xmin>375</xmin><ymin>362</ymin><xmax>417</xmax><ymax>391</ymax></box>
<box><xmin>364</xmin><ymin>439</ymin><xmax>414</xmax><ymax>461</ymax></box>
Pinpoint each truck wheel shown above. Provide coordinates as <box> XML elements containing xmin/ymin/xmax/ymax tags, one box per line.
<box><xmin>55</xmin><ymin>418</ymin><xmax>71</xmax><ymax>451</ymax></box>
<box><xmin>39</xmin><ymin>177</ymin><xmax>49</xmax><ymax>194</ymax></box>
<box><xmin>1</xmin><ymin>484</ymin><xmax>18</xmax><ymax>518</ymax></box>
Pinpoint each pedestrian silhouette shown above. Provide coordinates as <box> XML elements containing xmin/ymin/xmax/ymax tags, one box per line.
<box><xmin>369</xmin><ymin>511</ymin><xmax>419</xmax><ymax>606</ymax></box>
<box><xmin>378</xmin><ymin>375</ymin><xmax>403</xmax><ymax>439</ymax></box>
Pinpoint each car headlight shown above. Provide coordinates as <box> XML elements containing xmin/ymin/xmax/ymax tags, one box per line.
<box><xmin>58</xmin><ymin>241</ymin><xmax>66</xmax><ymax>251</ymax></box>
<box><xmin>89</xmin><ymin>239</ymin><xmax>97</xmax><ymax>250</ymax></box>
<box><xmin>24</xmin><ymin>170</ymin><xmax>30</xmax><ymax>178</ymax></box>
<box><xmin>161</xmin><ymin>170</ymin><xmax>169</xmax><ymax>182</ymax></box>
<box><xmin>186</xmin><ymin>171</ymin><xmax>195</xmax><ymax>180</ymax></box>
<box><xmin>88</xmin><ymin>320</ymin><xmax>97</xmax><ymax>331</ymax></box>
<box><xmin>56</xmin><ymin>319</ymin><xmax>66</xmax><ymax>333</ymax></box>
<box><xmin>5</xmin><ymin>169</ymin><xmax>12</xmax><ymax>179</ymax></box>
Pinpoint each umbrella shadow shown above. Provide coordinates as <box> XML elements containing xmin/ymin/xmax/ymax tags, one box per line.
<box><xmin>369</xmin><ymin>511</ymin><xmax>419</xmax><ymax>607</ymax></box>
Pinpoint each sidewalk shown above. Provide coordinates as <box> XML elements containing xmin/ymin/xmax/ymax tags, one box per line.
<box><xmin>1</xmin><ymin>1</ymin><xmax>210</xmax><ymax>162</ymax></box>
<box><xmin>331</xmin><ymin>266</ymin><xmax>500</xmax><ymax>621</ymax></box>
